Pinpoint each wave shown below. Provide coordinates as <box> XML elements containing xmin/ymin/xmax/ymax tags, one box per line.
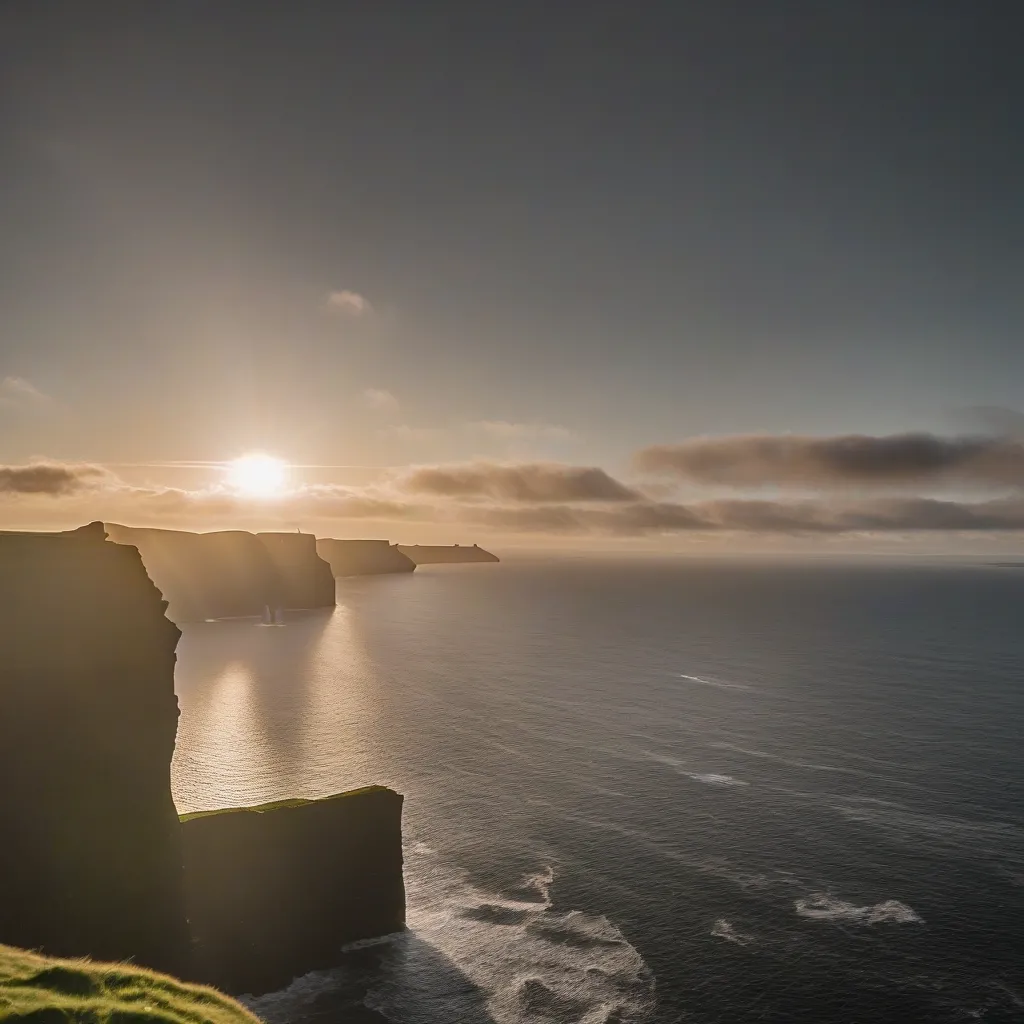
<box><xmin>710</xmin><ymin>919</ymin><xmax>755</xmax><ymax>946</ymax></box>
<box><xmin>248</xmin><ymin>845</ymin><xmax>655</xmax><ymax>1024</ymax></box>
<box><xmin>642</xmin><ymin>751</ymin><xmax>749</xmax><ymax>788</ymax></box>
<box><xmin>795</xmin><ymin>894</ymin><xmax>923</xmax><ymax>925</ymax></box>
<box><xmin>676</xmin><ymin>673</ymin><xmax>752</xmax><ymax>692</ymax></box>
<box><xmin>687</xmin><ymin>773</ymin><xmax>749</xmax><ymax>787</ymax></box>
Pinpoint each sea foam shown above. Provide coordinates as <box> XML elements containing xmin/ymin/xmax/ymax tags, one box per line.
<box><xmin>795</xmin><ymin>894</ymin><xmax>923</xmax><ymax>925</ymax></box>
<box><xmin>249</xmin><ymin>843</ymin><xmax>656</xmax><ymax>1024</ymax></box>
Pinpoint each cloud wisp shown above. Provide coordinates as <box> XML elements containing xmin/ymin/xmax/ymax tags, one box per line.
<box><xmin>361</xmin><ymin>388</ymin><xmax>400</xmax><ymax>413</ymax></box>
<box><xmin>0</xmin><ymin>377</ymin><xmax>51</xmax><ymax>409</ymax></box>
<box><xmin>635</xmin><ymin>433</ymin><xmax>1024</xmax><ymax>491</ymax></box>
<box><xmin>326</xmin><ymin>290</ymin><xmax>372</xmax><ymax>316</ymax></box>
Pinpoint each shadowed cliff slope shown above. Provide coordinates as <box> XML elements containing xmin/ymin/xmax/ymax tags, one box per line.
<box><xmin>316</xmin><ymin>538</ymin><xmax>416</xmax><ymax>577</ymax></box>
<box><xmin>105</xmin><ymin>525</ymin><xmax>335</xmax><ymax>622</ymax></box>
<box><xmin>257</xmin><ymin>532</ymin><xmax>336</xmax><ymax>606</ymax></box>
<box><xmin>182</xmin><ymin>788</ymin><xmax>406</xmax><ymax>996</ymax></box>
<box><xmin>398</xmin><ymin>543</ymin><xmax>499</xmax><ymax>565</ymax></box>
<box><xmin>0</xmin><ymin>943</ymin><xmax>260</xmax><ymax>1023</ymax></box>
<box><xmin>0</xmin><ymin>522</ymin><xmax>189</xmax><ymax>975</ymax></box>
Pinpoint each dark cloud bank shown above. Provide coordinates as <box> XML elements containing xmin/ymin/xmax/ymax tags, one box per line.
<box><xmin>0</xmin><ymin>462</ymin><xmax>110</xmax><ymax>495</ymax></box>
<box><xmin>635</xmin><ymin>433</ymin><xmax>1024</xmax><ymax>490</ymax></box>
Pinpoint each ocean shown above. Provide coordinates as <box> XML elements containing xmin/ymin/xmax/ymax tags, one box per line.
<box><xmin>171</xmin><ymin>558</ymin><xmax>1024</xmax><ymax>1023</ymax></box>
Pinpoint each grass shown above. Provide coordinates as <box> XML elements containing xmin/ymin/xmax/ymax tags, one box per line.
<box><xmin>178</xmin><ymin>785</ymin><xmax>392</xmax><ymax>822</ymax></box>
<box><xmin>0</xmin><ymin>944</ymin><xmax>261</xmax><ymax>1023</ymax></box>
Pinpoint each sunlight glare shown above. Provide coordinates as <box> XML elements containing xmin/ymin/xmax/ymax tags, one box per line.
<box><xmin>225</xmin><ymin>453</ymin><xmax>290</xmax><ymax>498</ymax></box>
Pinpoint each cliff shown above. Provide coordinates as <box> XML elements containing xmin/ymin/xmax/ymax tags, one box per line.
<box><xmin>181</xmin><ymin>787</ymin><xmax>406</xmax><ymax>996</ymax></box>
<box><xmin>0</xmin><ymin>943</ymin><xmax>260</xmax><ymax>1024</ymax></box>
<box><xmin>257</xmin><ymin>532</ymin><xmax>337</xmax><ymax>607</ymax></box>
<box><xmin>0</xmin><ymin>523</ymin><xmax>404</xmax><ymax>995</ymax></box>
<box><xmin>0</xmin><ymin>522</ymin><xmax>189</xmax><ymax>974</ymax></box>
<box><xmin>398</xmin><ymin>543</ymin><xmax>500</xmax><ymax>565</ymax></box>
<box><xmin>316</xmin><ymin>537</ymin><xmax>416</xmax><ymax>577</ymax></box>
<box><xmin>105</xmin><ymin>524</ymin><xmax>336</xmax><ymax>622</ymax></box>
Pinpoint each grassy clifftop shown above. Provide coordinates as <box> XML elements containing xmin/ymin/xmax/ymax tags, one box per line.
<box><xmin>0</xmin><ymin>944</ymin><xmax>261</xmax><ymax>1023</ymax></box>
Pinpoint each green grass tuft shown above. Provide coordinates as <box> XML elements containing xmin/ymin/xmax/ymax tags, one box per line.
<box><xmin>0</xmin><ymin>945</ymin><xmax>261</xmax><ymax>1023</ymax></box>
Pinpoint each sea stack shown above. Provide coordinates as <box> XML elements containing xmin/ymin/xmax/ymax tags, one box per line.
<box><xmin>0</xmin><ymin>522</ymin><xmax>189</xmax><ymax>974</ymax></box>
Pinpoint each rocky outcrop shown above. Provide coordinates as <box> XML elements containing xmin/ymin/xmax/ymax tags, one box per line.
<box><xmin>181</xmin><ymin>787</ymin><xmax>406</xmax><ymax>995</ymax></box>
<box><xmin>105</xmin><ymin>524</ymin><xmax>336</xmax><ymax>622</ymax></box>
<box><xmin>316</xmin><ymin>538</ymin><xmax>416</xmax><ymax>577</ymax></box>
<box><xmin>0</xmin><ymin>522</ymin><xmax>189</xmax><ymax>975</ymax></box>
<box><xmin>258</xmin><ymin>532</ymin><xmax>337</xmax><ymax>606</ymax></box>
<box><xmin>398</xmin><ymin>543</ymin><xmax>500</xmax><ymax>565</ymax></box>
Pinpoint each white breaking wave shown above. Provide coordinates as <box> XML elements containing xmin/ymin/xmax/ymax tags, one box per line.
<box><xmin>249</xmin><ymin>844</ymin><xmax>655</xmax><ymax>1024</ymax></box>
<box><xmin>676</xmin><ymin>673</ymin><xmax>752</xmax><ymax>692</ymax></box>
<box><xmin>710</xmin><ymin>919</ymin><xmax>755</xmax><ymax>945</ymax></box>
<box><xmin>643</xmin><ymin>751</ymin><xmax>749</xmax><ymax>788</ymax></box>
<box><xmin>687</xmin><ymin>773</ymin><xmax>749</xmax><ymax>787</ymax></box>
<box><xmin>795</xmin><ymin>894</ymin><xmax>923</xmax><ymax>925</ymax></box>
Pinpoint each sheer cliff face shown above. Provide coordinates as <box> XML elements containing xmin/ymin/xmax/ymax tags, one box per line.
<box><xmin>182</xmin><ymin>787</ymin><xmax>406</xmax><ymax>995</ymax></box>
<box><xmin>256</xmin><ymin>532</ymin><xmax>337</xmax><ymax>607</ymax></box>
<box><xmin>105</xmin><ymin>525</ymin><xmax>336</xmax><ymax>622</ymax></box>
<box><xmin>0</xmin><ymin>522</ymin><xmax>189</xmax><ymax>973</ymax></box>
<box><xmin>316</xmin><ymin>538</ymin><xmax>416</xmax><ymax>577</ymax></box>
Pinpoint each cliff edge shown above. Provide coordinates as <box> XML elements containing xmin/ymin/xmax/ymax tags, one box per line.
<box><xmin>0</xmin><ymin>522</ymin><xmax>189</xmax><ymax>974</ymax></box>
<box><xmin>316</xmin><ymin>538</ymin><xmax>416</xmax><ymax>577</ymax></box>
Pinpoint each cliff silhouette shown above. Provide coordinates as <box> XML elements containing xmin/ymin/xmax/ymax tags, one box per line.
<box><xmin>398</xmin><ymin>543</ymin><xmax>500</xmax><ymax>565</ymax></box>
<box><xmin>0</xmin><ymin>523</ymin><xmax>404</xmax><ymax>1000</ymax></box>
<box><xmin>0</xmin><ymin>522</ymin><xmax>189</xmax><ymax>974</ymax></box>
<box><xmin>105</xmin><ymin>524</ymin><xmax>335</xmax><ymax>622</ymax></box>
<box><xmin>316</xmin><ymin>538</ymin><xmax>416</xmax><ymax>577</ymax></box>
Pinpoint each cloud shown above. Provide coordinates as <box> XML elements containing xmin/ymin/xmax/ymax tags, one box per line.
<box><xmin>0</xmin><ymin>377</ymin><xmax>51</xmax><ymax>408</ymax></box>
<box><xmin>397</xmin><ymin>461</ymin><xmax>642</xmax><ymax>502</ymax></box>
<box><xmin>466</xmin><ymin>421</ymin><xmax>575</xmax><ymax>443</ymax></box>
<box><xmin>326</xmin><ymin>290</ymin><xmax>372</xmax><ymax>316</ymax></box>
<box><xmin>0</xmin><ymin>461</ymin><xmax>111</xmax><ymax>496</ymax></box>
<box><xmin>361</xmin><ymin>388</ymin><xmax>400</xmax><ymax>413</ymax></box>
<box><xmin>634</xmin><ymin>433</ymin><xmax>1024</xmax><ymax>491</ymax></box>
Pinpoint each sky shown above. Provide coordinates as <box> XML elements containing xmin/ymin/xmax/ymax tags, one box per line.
<box><xmin>3</xmin><ymin>2</ymin><xmax>1024</xmax><ymax>550</ymax></box>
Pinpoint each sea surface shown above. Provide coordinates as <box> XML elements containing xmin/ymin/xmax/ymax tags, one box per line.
<box><xmin>171</xmin><ymin>558</ymin><xmax>1024</xmax><ymax>1023</ymax></box>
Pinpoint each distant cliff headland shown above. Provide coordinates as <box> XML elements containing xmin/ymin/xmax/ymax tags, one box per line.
<box><xmin>0</xmin><ymin>522</ymin><xmax>405</xmax><ymax>1000</ymax></box>
<box><xmin>398</xmin><ymin>543</ymin><xmax>500</xmax><ymax>565</ymax></box>
<box><xmin>316</xmin><ymin>537</ymin><xmax>415</xmax><ymax>577</ymax></box>
<box><xmin>99</xmin><ymin>525</ymin><xmax>498</xmax><ymax>623</ymax></box>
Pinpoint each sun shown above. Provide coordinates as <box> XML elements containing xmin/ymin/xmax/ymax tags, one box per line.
<box><xmin>225</xmin><ymin>453</ymin><xmax>290</xmax><ymax>498</ymax></box>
